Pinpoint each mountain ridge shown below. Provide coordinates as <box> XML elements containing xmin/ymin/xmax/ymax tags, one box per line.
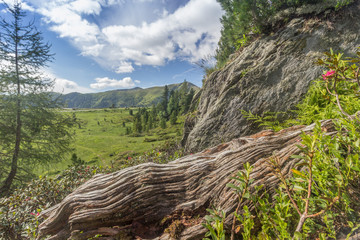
<box><xmin>58</xmin><ymin>82</ymin><xmax>199</xmax><ymax>108</ymax></box>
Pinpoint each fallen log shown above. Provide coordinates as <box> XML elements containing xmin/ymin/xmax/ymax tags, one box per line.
<box><xmin>37</xmin><ymin>119</ymin><xmax>337</xmax><ymax>240</ymax></box>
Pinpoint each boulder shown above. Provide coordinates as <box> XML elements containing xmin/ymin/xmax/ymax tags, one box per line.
<box><xmin>183</xmin><ymin>1</ymin><xmax>360</xmax><ymax>153</ymax></box>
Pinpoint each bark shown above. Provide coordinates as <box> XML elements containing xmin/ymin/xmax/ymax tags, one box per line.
<box><xmin>37</xmin><ymin>119</ymin><xmax>337</xmax><ymax>240</ymax></box>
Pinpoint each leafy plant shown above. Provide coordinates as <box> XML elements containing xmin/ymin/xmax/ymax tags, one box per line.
<box><xmin>226</xmin><ymin>162</ymin><xmax>254</xmax><ymax>240</ymax></box>
<box><xmin>202</xmin><ymin>208</ymin><xmax>226</xmax><ymax>240</ymax></box>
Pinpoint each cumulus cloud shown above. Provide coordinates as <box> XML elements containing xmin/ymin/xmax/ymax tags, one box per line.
<box><xmin>24</xmin><ymin>0</ymin><xmax>223</xmax><ymax>73</ymax></box>
<box><xmin>2</xmin><ymin>0</ymin><xmax>35</xmax><ymax>11</ymax></box>
<box><xmin>53</xmin><ymin>78</ymin><xmax>94</xmax><ymax>94</ymax></box>
<box><xmin>90</xmin><ymin>77</ymin><xmax>138</xmax><ymax>89</ymax></box>
<box><xmin>115</xmin><ymin>61</ymin><xmax>135</xmax><ymax>73</ymax></box>
<box><xmin>101</xmin><ymin>0</ymin><xmax>222</xmax><ymax>65</ymax></box>
<box><xmin>42</xmin><ymin>70</ymin><xmax>93</xmax><ymax>93</ymax></box>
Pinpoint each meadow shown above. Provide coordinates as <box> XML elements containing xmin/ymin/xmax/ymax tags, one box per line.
<box><xmin>39</xmin><ymin>108</ymin><xmax>184</xmax><ymax>175</ymax></box>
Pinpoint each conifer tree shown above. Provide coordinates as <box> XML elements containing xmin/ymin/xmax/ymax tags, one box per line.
<box><xmin>0</xmin><ymin>1</ymin><xmax>75</xmax><ymax>195</ymax></box>
<box><xmin>170</xmin><ymin>111</ymin><xmax>177</xmax><ymax>125</ymax></box>
<box><xmin>161</xmin><ymin>85</ymin><xmax>169</xmax><ymax>119</ymax></box>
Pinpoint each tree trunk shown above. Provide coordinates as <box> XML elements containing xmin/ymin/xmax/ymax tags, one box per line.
<box><xmin>37</xmin><ymin>119</ymin><xmax>337</xmax><ymax>240</ymax></box>
<box><xmin>0</xmin><ymin>106</ymin><xmax>21</xmax><ymax>197</ymax></box>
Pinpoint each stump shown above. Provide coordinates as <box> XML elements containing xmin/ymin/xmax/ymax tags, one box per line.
<box><xmin>38</xmin><ymin>119</ymin><xmax>337</xmax><ymax>240</ymax></box>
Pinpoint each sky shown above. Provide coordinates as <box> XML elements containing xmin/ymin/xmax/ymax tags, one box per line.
<box><xmin>0</xmin><ymin>0</ymin><xmax>223</xmax><ymax>93</ymax></box>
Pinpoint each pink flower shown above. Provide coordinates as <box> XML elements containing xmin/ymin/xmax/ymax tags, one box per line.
<box><xmin>322</xmin><ymin>70</ymin><xmax>336</xmax><ymax>80</ymax></box>
<box><xmin>30</xmin><ymin>212</ymin><xmax>35</xmax><ymax>216</ymax></box>
<box><xmin>37</xmin><ymin>212</ymin><xmax>40</xmax><ymax>216</ymax></box>
<box><xmin>128</xmin><ymin>157</ymin><xmax>132</xmax><ymax>160</ymax></box>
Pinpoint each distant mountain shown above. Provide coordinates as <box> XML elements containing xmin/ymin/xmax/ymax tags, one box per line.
<box><xmin>58</xmin><ymin>82</ymin><xmax>200</xmax><ymax>108</ymax></box>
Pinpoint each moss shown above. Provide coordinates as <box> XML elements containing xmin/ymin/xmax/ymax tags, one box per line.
<box><xmin>164</xmin><ymin>220</ymin><xmax>185</xmax><ymax>239</ymax></box>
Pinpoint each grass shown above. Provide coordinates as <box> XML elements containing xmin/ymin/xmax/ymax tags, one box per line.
<box><xmin>39</xmin><ymin>108</ymin><xmax>184</xmax><ymax>175</ymax></box>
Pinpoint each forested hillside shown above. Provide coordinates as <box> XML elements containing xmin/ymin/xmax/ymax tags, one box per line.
<box><xmin>58</xmin><ymin>82</ymin><xmax>199</xmax><ymax>108</ymax></box>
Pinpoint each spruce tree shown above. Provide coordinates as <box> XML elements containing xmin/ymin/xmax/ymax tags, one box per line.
<box><xmin>170</xmin><ymin>111</ymin><xmax>177</xmax><ymax>125</ymax></box>
<box><xmin>161</xmin><ymin>85</ymin><xmax>169</xmax><ymax>119</ymax></box>
<box><xmin>0</xmin><ymin>1</ymin><xmax>75</xmax><ymax>195</ymax></box>
<box><xmin>179</xmin><ymin>80</ymin><xmax>189</xmax><ymax>114</ymax></box>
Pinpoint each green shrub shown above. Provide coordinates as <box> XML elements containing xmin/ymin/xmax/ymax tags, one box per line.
<box><xmin>0</xmin><ymin>165</ymin><xmax>114</xmax><ymax>239</ymax></box>
<box><xmin>205</xmin><ymin>49</ymin><xmax>360</xmax><ymax>239</ymax></box>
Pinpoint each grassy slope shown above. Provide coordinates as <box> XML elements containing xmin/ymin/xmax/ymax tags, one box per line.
<box><xmin>39</xmin><ymin>108</ymin><xmax>184</xmax><ymax>175</ymax></box>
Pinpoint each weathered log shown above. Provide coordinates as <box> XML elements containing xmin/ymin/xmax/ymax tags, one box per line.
<box><xmin>37</xmin><ymin>119</ymin><xmax>337</xmax><ymax>240</ymax></box>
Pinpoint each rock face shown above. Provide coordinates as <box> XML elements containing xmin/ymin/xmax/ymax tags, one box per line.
<box><xmin>183</xmin><ymin>1</ymin><xmax>360</xmax><ymax>153</ymax></box>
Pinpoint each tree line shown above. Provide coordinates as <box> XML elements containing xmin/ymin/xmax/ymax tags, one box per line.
<box><xmin>130</xmin><ymin>81</ymin><xmax>195</xmax><ymax>134</ymax></box>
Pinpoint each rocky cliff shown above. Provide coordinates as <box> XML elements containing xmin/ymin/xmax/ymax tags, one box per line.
<box><xmin>183</xmin><ymin>1</ymin><xmax>360</xmax><ymax>153</ymax></box>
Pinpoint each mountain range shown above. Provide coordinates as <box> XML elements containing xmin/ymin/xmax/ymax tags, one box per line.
<box><xmin>58</xmin><ymin>82</ymin><xmax>199</xmax><ymax>108</ymax></box>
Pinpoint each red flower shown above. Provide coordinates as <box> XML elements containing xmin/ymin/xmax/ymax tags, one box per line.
<box><xmin>322</xmin><ymin>70</ymin><xmax>336</xmax><ymax>80</ymax></box>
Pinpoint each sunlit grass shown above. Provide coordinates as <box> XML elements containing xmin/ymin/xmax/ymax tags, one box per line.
<box><xmin>38</xmin><ymin>108</ymin><xmax>184</xmax><ymax>175</ymax></box>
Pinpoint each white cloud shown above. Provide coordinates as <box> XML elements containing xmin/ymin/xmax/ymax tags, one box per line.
<box><xmin>2</xmin><ymin>0</ymin><xmax>35</xmax><ymax>11</ymax></box>
<box><xmin>115</xmin><ymin>61</ymin><xmax>135</xmax><ymax>73</ymax></box>
<box><xmin>25</xmin><ymin>0</ymin><xmax>223</xmax><ymax>73</ymax></box>
<box><xmin>53</xmin><ymin>78</ymin><xmax>94</xmax><ymax>94</ymax></box>
<box><xmin>70</xmin><ymin>0</ymin><xmax>102</xmax><ymax>15</ymax></box>
<box><xmin>90</xmin><ymin>77</ymin><xmax>138</xmax><ymax>89</ymax></box>
<box><xmin>42</xmin><ymin>70</ymin><xmax>94</xmax><ymax>93</ymax></box>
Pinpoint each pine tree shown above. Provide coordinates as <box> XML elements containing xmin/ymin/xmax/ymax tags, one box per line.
<box><xmin>167</xmin><ymin>91</ymin><xmax>177</xmax><ymax>116</ymax></box>
<box><xmin>170</xmin><ymin>111</ymin><xmax>177</xmax><ymax>125</ymax></box>
<box><xmin>184</xmin><ymin>88</ymin><xmax>195</xmax><ymax>113</ymax></box>
<box><xmin>179</xmin><ymin>80</ymin><xmax>189</xmax><ymax>114</ymax></box>
<box><xmin>161</xmin><ymin>85</ymin><xmax>169</xmax><ymax>119</ymax></box>
<box><xmin>160</xmin><ymin>117</ymin><xmax>167</xmax><ymax>129</ymax></box>
<box><xmin>0</xmin><ymin>1</ymin><xmax>75</xmax><ymax>195</ymax></box>
<box><xmin>133</xmin><ymin>112</ymin><xmax>142</xmax><ymax>133</ymax></box>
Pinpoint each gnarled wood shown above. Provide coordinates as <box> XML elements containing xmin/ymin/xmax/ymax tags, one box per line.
<box><xmin>38</xmin><ymin>120</ymin><xmax>337</xmax><ymax>240</ymax></box>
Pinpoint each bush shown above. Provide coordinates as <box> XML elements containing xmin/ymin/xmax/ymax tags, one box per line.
<box><xmin>0</xmin><ymin>165</ymin><xmax>114</xmax><ymax>239</ymax></box>
<box><xmin>204</xmin><ymin>49</ymin><xmax>360</xmax><ymax>239</ymax></box>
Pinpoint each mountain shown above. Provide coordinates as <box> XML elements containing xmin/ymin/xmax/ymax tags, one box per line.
<box><xmin>58</xmin><ymin>82</ymin><xmax>199</xmax><ymax>108</ymax></box>
<box><xmin>182</xmin><ymin>1</ymin><xmax>360</xmax><ymax>153</ymax></box>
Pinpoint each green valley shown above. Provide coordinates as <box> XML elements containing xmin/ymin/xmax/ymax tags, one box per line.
<box><xmin>41</xmin><ymin>108</ymin><xmax>185</xmax><ymax>175</ymax></box>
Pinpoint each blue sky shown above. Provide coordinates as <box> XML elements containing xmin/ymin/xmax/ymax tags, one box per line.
<box><xmin>1</xmin><ymin>0</ymin><xmax>223</xmax><ymax>93</ymax></box>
